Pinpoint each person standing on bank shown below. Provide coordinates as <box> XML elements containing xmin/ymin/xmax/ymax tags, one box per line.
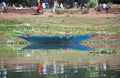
<box><xmin>53</xmin><ymin>0</ymin><xmax>58</xmax><ymax>13</ymax></box>
<box><xmin>37</xmin><ymin>2</ymin><xmax>43</xmax><ymax>13</ymax></box>
<box><xmin>58</xmin><ymin>0</ymin><xmax>64</xmax><ymax>10</ymax></box>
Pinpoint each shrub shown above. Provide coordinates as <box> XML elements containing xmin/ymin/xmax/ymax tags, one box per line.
<box><xmin>89</xmin><ymin>0</ymin><xmax>98</xmax><ymax>8</ymax></box>
<box><xmin>56</xmin><ymin>10</ymin><xmax>64</xmax><ymax>14</ymax></box>
<box><xmin>90</xmin><ymin>49</ymin><xmax>117</xmax><ymax>55</ymax></box>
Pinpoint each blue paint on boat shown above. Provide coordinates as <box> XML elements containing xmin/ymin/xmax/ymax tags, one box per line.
<box><xmin>19</xmin><ymin>35</ymin><xmax>94</xmax><ymax>43</ymax></box>
<box><xmin>22</xmin><ymin>43</ymin><xmax>92</xmax><ymax>51</ymax></box>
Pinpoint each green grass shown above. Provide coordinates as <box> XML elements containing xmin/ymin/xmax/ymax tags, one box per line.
<box><xmin>0</xmin><ymin>15</ymin><xmax>120</xmax><ymax>36</ymax></box>
<box><xmin>0</xmin><ymin>15</ymin><xmax>120</xmax><ymax>43</ymax></box>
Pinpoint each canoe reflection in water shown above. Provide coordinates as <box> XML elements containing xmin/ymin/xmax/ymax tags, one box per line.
<box><xmin>22</xmin><ymin>43</ymin><xmax>92</xmax><ymax>51</ymax></box>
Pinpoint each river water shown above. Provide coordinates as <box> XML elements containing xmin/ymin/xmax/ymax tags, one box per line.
<box><xmin>0</xmin><ymin>39</ymin><xmax>120</xmax><ymax>78</ymax></box>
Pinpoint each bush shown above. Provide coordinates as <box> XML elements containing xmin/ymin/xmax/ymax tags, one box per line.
<box><xmin>90</xmin><ymin>49</ymin><xmax>117</xmax><ymax>55</ymax></box>
<box><xmin>56</xmin><ymin>10</ymin><xmax>64</xmax><ymax>14</ymax></box>
<box><xmin>89</xmin><ymin>0</ymin><xmax>98</xmax><ymax>8</ymax></box>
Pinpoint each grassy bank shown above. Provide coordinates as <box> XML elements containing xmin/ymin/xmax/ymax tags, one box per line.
<box><xmin>0</xmin><ymin>15</ymin><xmax>120</xmax><ymax>36</ymax></box>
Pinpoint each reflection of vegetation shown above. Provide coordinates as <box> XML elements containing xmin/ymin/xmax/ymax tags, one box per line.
<box><xmin>0</xmin><ymin>44</ymin><xmax>28</xmax><ymax>59</ymax></box>
<box><xmin>7</xmin><ymin>66</ymin><xmax>120</xmax><ymax>78</ymax></box>
<box><xmin>0</xmin><ymin>47</ymin><xmax>17</xmax><ymax>58</ymax></box>
<box><xmin>90</xmin><ymin>49</ymin><xmax>117</xmax><ymax>55</ymax></box>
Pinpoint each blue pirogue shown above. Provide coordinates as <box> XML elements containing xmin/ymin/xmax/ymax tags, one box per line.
<box><xmin>19</xmin><ymin>35</ymin><xmax>94</xmax><ymax>43</ymax></box>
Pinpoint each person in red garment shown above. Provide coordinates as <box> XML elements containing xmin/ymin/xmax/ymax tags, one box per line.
<box><xmin>37</xmin><ymin>2</ymin><xmax>43</xmax><ymax>13</ymax></box>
